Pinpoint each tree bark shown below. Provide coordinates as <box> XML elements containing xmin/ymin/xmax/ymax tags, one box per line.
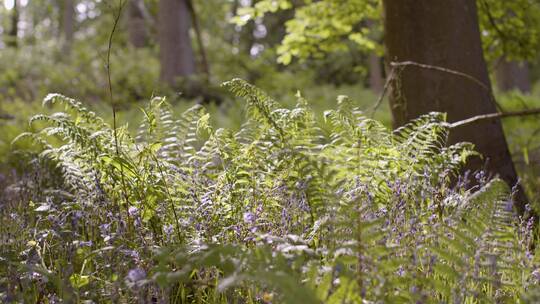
<box><xmin>158</xmin><ymin>0</ymin><xmax>196</xmax><ymax>85</ymax></box>
<box><xmin>6</xmin><ymin>0</ymin><xmax>19</xmax><ymax>48</ymax></box>
<box><xmin>382</xmin><ymin>0</ymin><xmax>527</xmax><ymax>210</ymax></box>
<box><xmin>128</xmin><ymin>0</ymin><xmax>148</xmax><ymax>48</ymax></box>
<box><xmin>62</xmin><ymin>0</ymin><xmax>75</xmax><ymax>54</ymax></box>
<box><xmin>496</xmin><ymin>59</ymin><xmax>531</xmax><ymax>94</ymax></box>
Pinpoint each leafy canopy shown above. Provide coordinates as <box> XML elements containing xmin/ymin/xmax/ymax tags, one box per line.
<box><xmin>234</xmin><ymin>0</ymin><xmax>540</xmax><ymax>64</ymax></box>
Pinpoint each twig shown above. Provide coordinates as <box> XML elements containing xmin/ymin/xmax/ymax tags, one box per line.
<box><xmin>449</xmin><ymin>108</ymin><xmax>540</xmax><ymax>129</ymax></box>
<box><xmin>369</xmin><ymin>67</ymin><xmax>395</xmax><ymax>117</ymax></box>
<box><xmin>389</xmin><ymin>61</ymin><xmax>492</xmax><ymax>96</ymax></box>
<box><xmin>107</xmin><ymin>0</ymin><xmax>125</xmax><ymax>149</ymax></box>
<box><xmin>370</xmin><ymin>60</ymin><xmax>500</xmax><ymax>117</ymax></box>
<box><xmin>390</xmin><ymin>61</ymin><xmax>507</xmax><ymax>112</ymax></box>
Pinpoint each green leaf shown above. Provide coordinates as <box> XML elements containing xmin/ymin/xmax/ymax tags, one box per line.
<box><xmin>70</xmin><ymin>274</ymin><xmax>90</xmax><ymax>289</ymax></box>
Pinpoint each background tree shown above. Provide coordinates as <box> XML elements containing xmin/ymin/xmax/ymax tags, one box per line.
<box><xmin>61</xmin><ymin>0</ymin><xmax>75</xmax><ymax>54</ymax></box>
<box><xmin>368</xmin><ymin>53</ymin><xmax>383</xmax><ymax>93</ymax></box>
<box><xmin>127</xmin><ymin>0</ymin><xmax>149</xmax><ymax>48</ymax></box>
<box><xmin>158</xmin><ymin>0</ymin><xmax>196</xmax><ymax>85</ymax></box>
<box><xmin>6</xmin><ymin>0</ymin><xmax>19</xmax><ymax>48</ymax></box>
<box><xmin>367</xmin><ymin>19</ymin><xmax>384</xmax><ymax>93</ymax></box>
<box><xmin>496</xmin><ymin>59</ymin><xmax>531</xmax><ymax>93</ymax></box>
<box><xmin>186</xmin><ymin>0</ymin><xmax>210</xmax><ymax>79</ymax></box>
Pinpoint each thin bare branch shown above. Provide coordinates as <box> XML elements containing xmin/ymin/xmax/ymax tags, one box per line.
<box><xmin>449</xmin><ymin>107</ymin><xmax>540</xmax><ymax>129</ymax></box>
<box><xmin>370</xmin><ymin>60</ymin><xmax>504</xmax><ymax>117</ymax></box>
<box><xmin>370</xmin><ymin>60</ymin><xmax>539</xmax><ymax>129</ymax></box>
<box><xmin>390</xmin><ymin>61</ymin><xmax>507</xmax><ymax>111</ymax></box>
<box><xmin>389</xmin><ymin>61</ymin><xmax>492</xmax><ymax>95</ymax></box>
<box><xmin>369</xmin><ymin>67</ymin><xmax>395</xmax><ymax>117</ymax></box>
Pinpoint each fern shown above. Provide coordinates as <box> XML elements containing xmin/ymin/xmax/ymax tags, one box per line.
<box><xmin>4</xmin><ymin>80</ymin><xmax>536</xmax><ymax>303</ymax></box>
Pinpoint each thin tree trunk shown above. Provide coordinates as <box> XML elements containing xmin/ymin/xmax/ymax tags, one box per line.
<box><xmin>6</xmin><ymin>0</ymin><xmax>19</xmax><ymax>48</ymax></box>
<box><xmin>366</xmin><ymin>19</ymin><xmax>384</xmax><ymax>93</ymax></box>
<box><xmin>383</xmin><ymin>0</ymin><xmax>527</xmax><ymax>210</ymax></box>
<box><xmin>496</xmin><ymin>58</ymin><xmax>531</xmax><ymax>94</ymax></box>
<box><xmin>186</xmin><ymin>0</ymin><xmax>210</xmax><ymax>80</ymax></box>
<box><xmin>368</xmin><ymin>53</ymin><xmax>384</xmax><ymax>93</ymax></box>
<box><xmin>62</xmin><ymin>0</ymin><xmax>75</xmax><ymax>54</ymax></box>
<box><xmin>158</xmin><ymin>0</ymin><xmax>196</xmax><ymax>85</ymax></box>
<box><xmin>128</xmin><ymin>0</ymin><xmax>148</xmax><ymax>48</ymax></box>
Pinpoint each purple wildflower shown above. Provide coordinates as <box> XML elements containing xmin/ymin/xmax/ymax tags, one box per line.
<box><xmin>243</xmin><ymin>211</ymin><xmax>256</xmax><ymax>223</ymax></box>
<box><xmin>128</xmin><ymin>206</ymin><xmax>139</xmax><ymax>217</ymax></box>
<box><xmin>126</xmin><ymin>268</ymin><xmax>146</xmax><ymax>285</ymax></box>
<box><xmin>163</xmin><ymin>224</ymin><xmax>174</xmax><ymax>237</ymax></box>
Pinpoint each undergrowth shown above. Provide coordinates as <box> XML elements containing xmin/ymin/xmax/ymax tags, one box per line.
<box><xmin>1</xmin><ymin>79</ymin><xmax>539</xmax><ymax>303</ymax></box>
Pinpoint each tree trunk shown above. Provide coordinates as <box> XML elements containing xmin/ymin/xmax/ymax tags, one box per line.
<box><xmin>383</xmin><ymin>0</ymin><xmax>527</xmax><ymax>210</ymax></box>
<box><xmin>368</xmin><ymin>53</ymin><xmax>384</xmax><ymax>93</ymax></box>
<box><xmin>6</xmin><ymin>0</ymin><xmax>19</xmax><ymax>48</ymax></box>
<box><xmin>186</xmin><ymin>0</ymin><xmax>210</xmax><ymax>79</ymax></box>
<box><xmin>62</xmin><ymin>0</ymin><xmax>75</xmax><ymax>54</ymax></box>
<box><xmin>158</xmin><ymin>0</ymin><xmax>196</xmax><ymax>85</ymax></box>
<box><xmin>128</xmin><ymin>0</ymin><xmax>148</xmax><ymax>48</ymax></box>
<box><xmin>496</xmin><ymin>59</ymin><xmax>531</xmax><ymax>94</ymax></box>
